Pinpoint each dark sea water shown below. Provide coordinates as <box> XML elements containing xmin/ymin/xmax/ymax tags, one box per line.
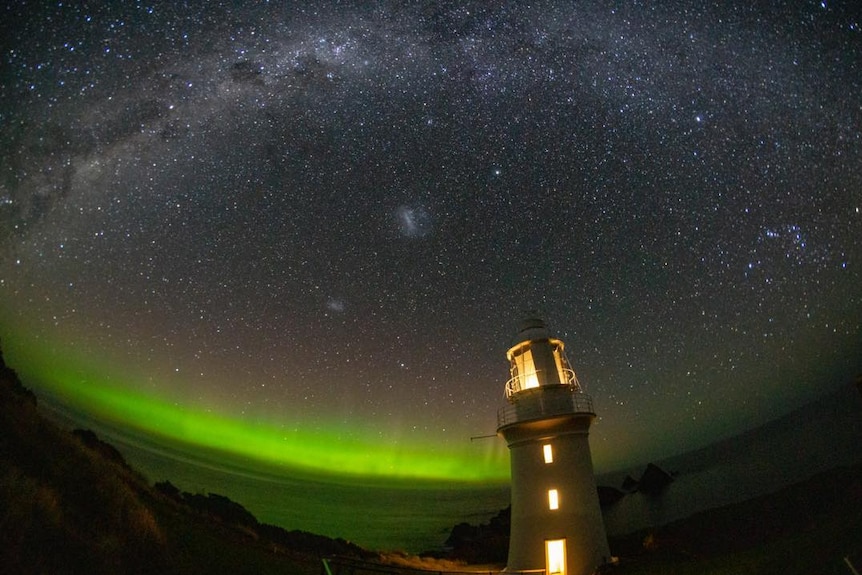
<box><xmin>599</xmin><ymin>382</ymin><xmax>862</xmax><ymax>536</ymax></box>
<box><xmin>43</xmin><ymin>405</ymin><xmax>511</xmax><ymax>553</ymax></box>
<box><xmin>114</xmin><ymin>435</ymin><xmax>511</xmax><ymax>552</ymax></box>
<box><xmin>42</xmin><ymin>382</ymin><xmax>862</xmax><ymax>552</ymax></box>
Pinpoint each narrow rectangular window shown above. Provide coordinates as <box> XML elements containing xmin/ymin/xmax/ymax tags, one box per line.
<box><xmin>548</xmin><ymin>489</ymin><xmax>559</xmax><ymax>510</ymax></box>
<box><xmin>543</xmin><ymin>444</ymin><xmax>553</xmax><ymax>463</ymax></box>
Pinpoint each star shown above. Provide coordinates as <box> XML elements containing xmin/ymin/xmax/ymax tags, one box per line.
<box><xmin>0</xmin><ymin>0</ymin><xmax>860</xmax><ymax>553</ymax></box>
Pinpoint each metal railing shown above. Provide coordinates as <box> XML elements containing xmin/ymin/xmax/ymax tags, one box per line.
<box><xmin>497</xmin><ymin>386</ymin><xmax>594</xmax><ymax>428</ymax></box>
<box><xmin>504</xmin><ymin>368</ymin><xmax>580</xmax><ymax>399</ymax></box>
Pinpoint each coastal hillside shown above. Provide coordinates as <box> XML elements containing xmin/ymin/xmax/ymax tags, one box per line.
<box><xmin>0</xmin><ymin>345</ymin><xmax>370</xmax><ymax>575</ymax></box>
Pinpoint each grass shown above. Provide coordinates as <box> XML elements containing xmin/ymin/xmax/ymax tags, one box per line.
<box><xmin>0</xmin><ymin>347</ymin><xmax>364</xmax><ymax>574</ymax></box>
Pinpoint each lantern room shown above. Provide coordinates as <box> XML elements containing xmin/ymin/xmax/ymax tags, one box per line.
<box><xmin>505</xmin><ymin>317</ymin><xmax>580</xmax><ymax>399</ymax></box>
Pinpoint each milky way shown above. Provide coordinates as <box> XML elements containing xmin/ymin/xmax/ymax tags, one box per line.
<box><xmin>1</xmin><ymin>0</ymin><xmax>861</xmax><ymax>485</ymax></box>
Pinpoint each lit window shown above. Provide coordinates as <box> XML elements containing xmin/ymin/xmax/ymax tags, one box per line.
<box><xmin>546</xmin><ymin>539</ymin><xmax>566</xmax><ymax>575</ymax></box>
<box><xmin>543</xmin><ymin>444</ymin><xmax>553</xmax><ymax>463</ymax></box>
<box><xmin>548</xmin><ymin>489</ymin><xmax>559</xmax><ymax>510</ymax></box>
<box><xmin>520</xmin><ymin>351</ymin><xmax>539</xmax><ymax>389</ymax></box>
<box><xmin>512</xmin><ymin>348</ymin><xmax>540</xmax><ymax>390</ymax></box>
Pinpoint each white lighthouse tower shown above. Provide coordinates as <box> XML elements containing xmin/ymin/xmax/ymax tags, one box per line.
<box><xmin>497</xmin><ymin>317</ymin><xmax>610</xmax><ymax>575</ymax></box>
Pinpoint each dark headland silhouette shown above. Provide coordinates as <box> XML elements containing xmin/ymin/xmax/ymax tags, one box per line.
<box><xmin>0</xmin><ymin>342</ymin><xmax>372</xmax><ymax>574</ymax></box>
<box><xmin>2</xmin><ymin>342</ymin><xmax>861</xmax><ymax>574</ymax></box>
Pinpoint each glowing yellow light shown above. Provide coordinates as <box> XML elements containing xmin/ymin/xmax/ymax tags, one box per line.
<box><xmin>546</xmin><ymin>539</ymin><xmax>567</xmax><ymax>575</ymax></box>
<box><xmin>520</xmin><ymin>349</ymin><xmax>539</xmax><ymax>389</ymax></box>
<box><xmin>548</xmin><ymin>488</ymin><xmax>559</xmax><ymax>510</ymax></box>
<box><xmin>543</xmin><ymin>443</ymin><xmax>553</xmax><ymax>463</ymax></box>
<box><xmin>552</xmin><ymin>343</ymin><xmax>568</xmax><ymax>383</ymax></box>
<box><xmin>507</xmin><ymin>343</ymin><xmax>542</xmax><ymax>393</ymax></box>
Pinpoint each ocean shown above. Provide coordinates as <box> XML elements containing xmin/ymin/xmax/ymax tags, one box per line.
<box><xmin>40</xmin><ymin>381</ymin><xmax>862</xmax><ymax>553</ymax></box>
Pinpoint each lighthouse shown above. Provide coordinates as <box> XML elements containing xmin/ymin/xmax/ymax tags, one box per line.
<box><xmin>497</xmin><ymin>317</ymin><xmax>610</xmax><ymax>575</ymax></box>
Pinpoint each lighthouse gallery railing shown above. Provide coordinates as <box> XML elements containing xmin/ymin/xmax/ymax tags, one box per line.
<box><xmin>497</xmin><ymin>385</ymin><xmax>594</xmax><ymax>428</ymax></box>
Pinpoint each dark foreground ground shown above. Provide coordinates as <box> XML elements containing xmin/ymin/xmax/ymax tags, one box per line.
<box><xmin>605</xmin><ymin>461</ymin><xmax>862</xmax><ymax>575</ymax></box>
<box><xmin>2</xmin><ymin>346</ymin><xmax>860</xmax><ymax>574</ymax></box>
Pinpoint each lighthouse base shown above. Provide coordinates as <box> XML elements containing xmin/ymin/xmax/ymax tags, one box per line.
<box><xmin>500</xmin><ymin>414</ymin><xmax>610</xmax><ymax>575</ymax></box>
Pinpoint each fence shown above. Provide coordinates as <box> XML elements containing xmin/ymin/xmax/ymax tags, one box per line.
<box><xmin>497</xmin><ymin>387</ymin><xmax>594</xmax><ymax>428</ymax></box>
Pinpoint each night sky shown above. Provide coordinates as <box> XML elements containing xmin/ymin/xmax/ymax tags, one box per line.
<box><xmin>1</xmin><ymin>0</ymin><xmax>861</xmax><ymax>485</ymax></box>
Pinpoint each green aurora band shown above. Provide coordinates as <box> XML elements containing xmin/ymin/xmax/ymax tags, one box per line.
<box><xmin>4</xmin><ymin>333</ymin><xmax>510</xmax><ymax>485</ymax></box>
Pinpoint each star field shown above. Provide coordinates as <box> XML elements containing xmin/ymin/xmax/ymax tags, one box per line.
<box><xmin>1</xmin><ymin>0</ymin><xmax>861</xmax><ymax>474</ymax></box>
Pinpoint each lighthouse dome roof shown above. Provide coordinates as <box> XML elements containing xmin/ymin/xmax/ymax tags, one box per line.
<box><xmin>515</xmin><ymin>315</ymin><xmax>550</xmax><ymax>342</ymax></box>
